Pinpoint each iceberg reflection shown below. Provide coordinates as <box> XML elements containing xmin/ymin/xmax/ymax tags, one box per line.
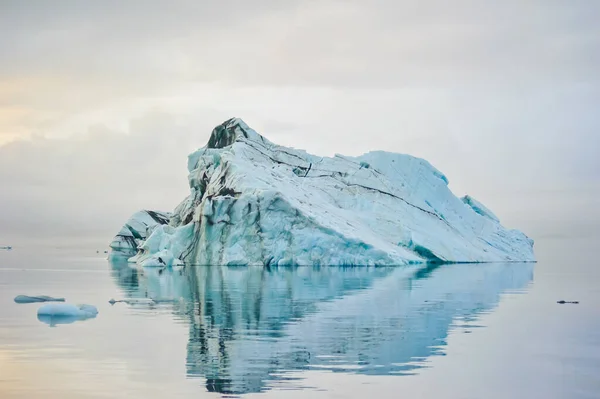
<box><xmin>109</xmin><ymin>255</ymin><xmax>533</xmax><ymax>395</ymax></box>
<box><xmin>37</xmin><ymin>314</ymin><xmax>93</xmax><ymax>327</ymax></box>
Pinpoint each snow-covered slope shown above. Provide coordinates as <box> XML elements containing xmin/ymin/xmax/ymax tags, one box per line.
<box><xmin>112</xmin><ymin>118</ymin><xmax>534</xmax><ymax>266</ymax></box>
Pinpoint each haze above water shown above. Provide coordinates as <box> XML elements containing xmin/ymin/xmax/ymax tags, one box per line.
<box><xmin>1</xmin><ymin>230</ymin><xmax>598</xmax><ymax>399</ymax></box>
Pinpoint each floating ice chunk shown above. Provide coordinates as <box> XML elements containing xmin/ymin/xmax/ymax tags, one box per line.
<box><xmin>37</xmin><ymin>303</ymin><xmax>98</xmax><ymax>318</ymax></box>
<box><xmin>14</xmin><ymin>295</ymin><xmax>65</xmax><ymax>304</ymax></box>
<box><xmin>37</xmin><ymin>304</ymin><xmax>98</xmax><ymax>327</ymax></box>
<box><xmin>108</xmin><ymin>298</ymin><xmax>155</xmax><ymax>305</ymax></box>
<box><xmin>108</xmin><ymin>297</ymin><xmax>183</xmax><ymax>306</ymax></box>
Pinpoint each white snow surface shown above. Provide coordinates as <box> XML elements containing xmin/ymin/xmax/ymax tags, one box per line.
<box><xmin>113</xmin><ymin>118</ymin><xmax>534</xmax><ymax>266</ymax></box>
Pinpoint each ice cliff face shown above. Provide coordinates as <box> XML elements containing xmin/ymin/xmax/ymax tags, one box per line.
<box><xmin>111</xmin><ymin>118</ymin><xmax>535</xmax><ymax>266</ymax></box>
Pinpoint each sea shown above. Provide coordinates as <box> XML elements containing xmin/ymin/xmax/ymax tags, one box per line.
<box><xmin>0</xmin><ymin>233</ymin><xmax>599</xmax><ymax>398</ymax></box>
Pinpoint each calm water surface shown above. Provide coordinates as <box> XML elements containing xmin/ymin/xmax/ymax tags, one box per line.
<box><xmin>0</xmin><ymin>236</ymin><xmax>598</xmax><ymax>398</ymax></box>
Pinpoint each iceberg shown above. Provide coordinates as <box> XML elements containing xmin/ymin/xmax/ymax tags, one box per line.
<box><xmin>14</xmin><ymin>295</ymin><xmax>65</xmax><ymax>304</ymax></box>
<box><xmin>111</xmin><ymin>118</ymin><xmax>534</xmax><ymax>266</ymax></box>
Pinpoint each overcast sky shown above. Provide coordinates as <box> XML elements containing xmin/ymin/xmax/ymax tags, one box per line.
<box><xmin>0</xmin><ymin>0</ymin><xmax>599</xmax><ymax>245</ymax></box>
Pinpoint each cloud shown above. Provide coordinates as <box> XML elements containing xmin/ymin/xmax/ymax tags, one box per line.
<box><xmin>0</xmin><ymin>1</ymin><xmax>598</xmax><ymax>243</ymax></box>
<box><xmin>2</xmin><ymin>1</ymin><xmax>598</xmax><ymax>88</ymax></box>
<box><xmin>1</xmin><ymin>0</ymin><xmax>598</xmax><ymax>144</ymax></box>
<box><xmin>0</xmin><ymin>112</ymin><xmax>202</xmax><ymax>242</ymax></box>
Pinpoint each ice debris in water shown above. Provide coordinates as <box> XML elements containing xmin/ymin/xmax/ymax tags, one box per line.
<box><xmin>37</xmin><ymin>304</ymin><xmax>98</xmax><ymax>327</ymax></box>
<box><xmin>108</xmin><ymin>298</ymin><xmax>156</xmax><ymax>305</ymax></box>
<box><xmin>110</xmin><ymin>118</ymin><xmax>535</xmax><ymax>266</ymax></box>
<box><xmin>14</xmin><ymin>295</ymin><xmax>65</xmax><ymax>304</ymax></box>
<box><xmin>37</xmin><ymin>303</ymin><xmax>98</xmax><ymax>318</ymax></box>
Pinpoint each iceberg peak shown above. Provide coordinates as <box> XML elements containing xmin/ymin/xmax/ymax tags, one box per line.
<box><xmin>111</xmin><ymin>118</ymin><xmax>535</xmax><ymax>266</ymax></box>
<box><xmin>206</xmin><ymin>117</ymin><xmax>265</xmax><ymax>149</ymax></box>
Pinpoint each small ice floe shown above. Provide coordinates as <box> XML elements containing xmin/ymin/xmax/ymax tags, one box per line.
<box><xmin>108</xmin><ymin>298</ymin><xmax>156</xmax><ymax>305</ymax></box>
<box><xmin>37</xmin><ymin>304</ymin><xmax>98</xmax><ymax>327</ymax></box>
<box><xmin>108</xmin><ymin>297</ymin><xmax>183</xmax><ymax>306</ymax></box>
<box><xmin>14</xmin><ymin>295</ymin><xmax>66</xmax><ymax>304</ymax></box>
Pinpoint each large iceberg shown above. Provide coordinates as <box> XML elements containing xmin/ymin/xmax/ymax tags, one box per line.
<box><xmin>112</xmin><ymin>118</ymin><xmax>534</xmax><ymax>266</ymax></box>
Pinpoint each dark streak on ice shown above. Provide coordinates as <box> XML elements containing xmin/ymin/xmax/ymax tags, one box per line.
<box><xmin>145</xmin><ymin>210</ymin><xmax>170</xmax><ymax>225</ymax></box>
